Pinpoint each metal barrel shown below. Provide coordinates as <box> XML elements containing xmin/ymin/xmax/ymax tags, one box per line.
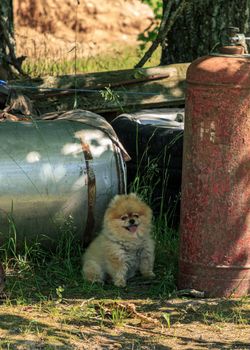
<box><xmin>178</xmin><ymin>50</ymin><xmax>250</xmax><ymax>297</ymax></box>
<box><xmin>0</xmin><ymin>119</ymin><xmax>126</xmax><ymax>247</ymax></box>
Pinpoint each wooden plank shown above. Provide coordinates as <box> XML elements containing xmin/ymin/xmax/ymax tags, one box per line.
<box><xmin>11</xmin><ymin>63</ymin><xmax>189</xmax><ymax>115</ymax></box>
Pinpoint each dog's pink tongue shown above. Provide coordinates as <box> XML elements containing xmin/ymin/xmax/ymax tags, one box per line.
<box><xmin>129</xmin><ymin>225</ymin><xmax>137</xmax><ymax>233</ymax></box>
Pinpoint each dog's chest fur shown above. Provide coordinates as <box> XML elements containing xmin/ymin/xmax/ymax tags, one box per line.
<box><xmin>113</xmin><ymin>239</ymin><xmax>144</xmax><ymax>278</ymax></box>
<box><xmin>124</xmin><ymin>247</ymin><xmax>142</xmax><ymax>278</ymax></box>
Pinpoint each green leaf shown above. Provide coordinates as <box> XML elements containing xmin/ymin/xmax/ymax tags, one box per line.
<box><xmin>134</xmin><ymin>69</ymin><xmax>147</xmax><ymax>79</ymax></box>
<box><xmin>162</xmin><ymin>312</ymin><xmax>171</xmax><ymax>328</ymax></box>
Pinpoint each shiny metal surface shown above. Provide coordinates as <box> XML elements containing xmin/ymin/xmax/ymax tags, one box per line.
<box><xmin>0</xmin><ymin>120</ymin><xmax>126</xmax><ymax>246</ymax></box>
<box><xmin>118</xmin><ymin>108</ymin><xmax>184</xmax><ymax>128</ymax></box>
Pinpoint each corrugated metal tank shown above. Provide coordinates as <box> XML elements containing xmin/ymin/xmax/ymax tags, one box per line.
<box><xmin>0</xmin><ymin>118</ymin><xmax>126</xmax><ymax>247</ymax></box>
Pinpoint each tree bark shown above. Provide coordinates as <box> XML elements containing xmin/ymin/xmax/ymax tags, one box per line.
<box><xmin>161</xmin><ymin>0</ymin><xmax>250</xmax><ymax>64</ymax></box>
<box><xmin>135</xmin><ymin>0</ymin><xmax>188</xmax><ymax>68</ymax></box>
<box><xmin>0</xmin><ymin>0</ymin><xmax>25</xmax><ymax>80</ymax></box>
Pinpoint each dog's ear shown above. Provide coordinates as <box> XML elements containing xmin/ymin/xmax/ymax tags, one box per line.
<box><xmin>108</xmin><ymin>194</ymin><xmax>121</xmax><ymax>207</ymax></box>
<box><xmin>108</xmin><ymin>192</ymin><xmax>144</xmax><ymax>207</ymax></box>
<box><xmin>128</xmin><ymin>192</ymin><xmax>145</xmax><ymax>202</ymax></box>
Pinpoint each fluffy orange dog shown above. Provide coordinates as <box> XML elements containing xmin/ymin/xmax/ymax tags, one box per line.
<box><xmin>82</xmin><ymin>193</ymin><xmax>155</xmax><ymax>287</ymax></box>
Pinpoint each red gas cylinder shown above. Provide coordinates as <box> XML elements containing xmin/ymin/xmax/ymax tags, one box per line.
<box><xmin>178</xmin><ymin>31</ymin><xmax>250</xmax><ymax>297</ymax></box>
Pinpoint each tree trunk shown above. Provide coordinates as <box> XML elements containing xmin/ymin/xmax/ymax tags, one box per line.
<box><xmin>0</xmin><ymin>0</ymin><xmax>25</xmax><ymax>80</ymax></box>
<box><xmin>161</xmin><ymin>0</ymin><xmax>250</xmax><ymax>64</ymax></box>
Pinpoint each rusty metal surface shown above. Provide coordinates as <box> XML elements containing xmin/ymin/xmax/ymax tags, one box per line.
<box><xmin>80</xmin><ymin>141</ymin><xmax>96</xmax><ymax>246</ymax></box>
<box><xmin>178</xmin><ymin>54</ymin><xmax>250</xmax><ymax>297</ymax></box>
<box><xmin>112</xmin><ymin>143</ymin><xmax>127</xmax><ymax>195</ymax></box>
<box><xmin>218</xmin><ymin>45</ymin><xmax>245</xmax><ymax>55</ymax></box>
<box><xmin>0</xmin><ymin>120</ymin><xmax>126</xmax><ymax>247</ymax></box>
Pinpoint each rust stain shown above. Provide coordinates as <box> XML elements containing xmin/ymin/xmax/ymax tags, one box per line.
<box><xmin>80</xmin><ymin>140</ymin><xmax>96</xmax><ymax>246</ymax></box>
<box><xmin>179</xmin><ymin>52</ymin><xmax>250</xmax><ymax>297</ymax></box>
<box><xmin>112</xmin><ymin>143</ymin><xmax>126</xmax><ymax>194</ymax></box>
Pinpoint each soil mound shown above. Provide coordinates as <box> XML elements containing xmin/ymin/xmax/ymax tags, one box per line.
<box><xmin>14</xmin><ymin>0</ymin><xmax>154</xmax><ymax>59</ymax></box>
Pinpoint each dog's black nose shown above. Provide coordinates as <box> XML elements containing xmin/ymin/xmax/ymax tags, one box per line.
<box><xmin>129</xmin><ymin>219</ymin><xmax>135</xmax><ymax>225</ymax></box>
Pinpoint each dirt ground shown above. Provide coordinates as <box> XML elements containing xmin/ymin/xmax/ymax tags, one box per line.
<box><xmin>0</xmin><ymin>296</ymin><xmax>249</xmax><ymax>349</ymax></box>
<box><xmin>14</xmin><ymin>0</ymin><xmax>154</xmax><ymax>59</ymax></box>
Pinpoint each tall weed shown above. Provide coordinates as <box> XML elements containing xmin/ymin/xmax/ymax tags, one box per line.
<box><xmin>22</xmin><ymin>46</ymin><xmax>161</xmax><ymax>77</ymax></box>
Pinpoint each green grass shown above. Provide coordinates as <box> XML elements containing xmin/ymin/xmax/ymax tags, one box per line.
<box><xmin>2</xmin><ymin>216</ymin><xmax>249</xmax><ymax>325</ymax></box>
<box><xmin>1</xmin><ymin>212</ymin><xmax>178</xmax><ymax>305</ymax></box>
<box><xmin>172</xmin><ymin>296</ymin><xmax>250</xmax><ymax>326</ymax></box>
<box><xmin>0</xmin><ymin>214</ymin><xmax>249</xmax><ymax>348</ymax></box>
<box><xmin>22</xmin><ymin>45</ymin><xmax>161</xmax><ymax>78</ymax></box>
<box><xmin>1</xmin><ymin>135</ymin><xmax>179</xmax><ymax>302</ymax></box>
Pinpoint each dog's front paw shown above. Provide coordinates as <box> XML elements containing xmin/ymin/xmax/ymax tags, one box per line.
<box><xmin>142</xmin><ymin>271</ymin><xmax>155</xmax><ymax>279</ymax></box>
<box><xmin>113</xmin><ymin>277</ymin><xmax>127</xmax><ymax>287</ymax></box>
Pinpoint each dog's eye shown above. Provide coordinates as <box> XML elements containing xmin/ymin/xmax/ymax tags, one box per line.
<box><xmin>121</xmin><ymin>215</ymin><xmax>128</xmax><ymax>220</ymax></box>
<box><xmin>133</xmin><ymin>213</ymin><xmax>139</xmax><ymax>218</ymax></box>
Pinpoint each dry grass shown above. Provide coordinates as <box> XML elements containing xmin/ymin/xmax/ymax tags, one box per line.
<box><xmin>19</xmin><ymin>44</ymin><xmax>161</xmax><ymax>77</ymax></box>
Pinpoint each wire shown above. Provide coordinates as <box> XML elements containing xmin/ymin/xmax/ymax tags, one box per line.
<box><xmin>7</xmin><ymin>84</ymin><xmax>166</xmax><ymax>97</ymax></box>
